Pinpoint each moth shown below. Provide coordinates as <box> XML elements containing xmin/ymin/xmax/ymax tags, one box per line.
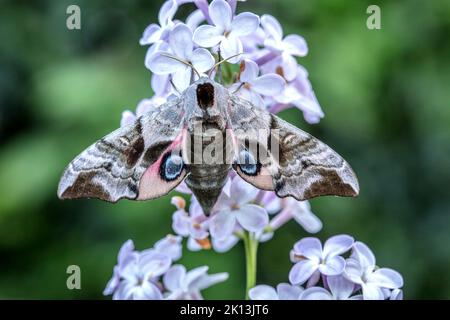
<box><xmin>57</xmin><ymin>77</ymin><xmax>359</xmax><ymax>215</ymax></box>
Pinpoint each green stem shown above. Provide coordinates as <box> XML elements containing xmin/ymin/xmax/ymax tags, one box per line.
<box><xmin>222</xmin><ymin>62</ymin><xmax>233</xmax><ymax>85</ymax></box>
<box><xmin>243</xmin><ymin>231</ymin><xmax>258</xmax><ymax>300</ymax></box>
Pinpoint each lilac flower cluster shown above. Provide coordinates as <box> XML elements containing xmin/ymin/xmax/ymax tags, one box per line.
<box><xmin>121</xmin><ymin>0</ymin><xmax>324</xmax><ymax>126</ymax></box>
<box><xmin>249</xmin><ymin>236</ymin><xmax>404</xmax><ymax>300</ymax></box>
<box><xmin>104</xmin><ymin>235</ymin><xmax>228</xmax><ymax>299</ymax></box>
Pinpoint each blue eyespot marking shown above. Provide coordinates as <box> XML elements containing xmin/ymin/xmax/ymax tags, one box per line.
<box><xmin>160</xmin><ymin>153</ymin><xmax>184</xmax><ymax>181</ymax></box>
<box><xmin>237</xmin><ymin>150</ymin><xmax>260</xmax><ymax>176</ymax></box>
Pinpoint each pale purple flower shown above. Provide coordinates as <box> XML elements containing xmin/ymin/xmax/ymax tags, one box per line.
<box><xmin>240</xmin><ymin>27</ymin><xmax>266</xmax><ymax>55</ymax></box>
<box><xmin>163</xmin><ymin>265</ymin><xmax>229</xmax><ymax>299</ymax></box>
<box><xmin>104</xmin><ymin>240</ymin><xmax>136</xmax><ymax>296</ymax></box>
<box><xmin>136</xmin><ymin>98</ymin><xmax>159</xmax><ymax>116</ymax></box>
<box><xmin>147</xmin><ymin>23</ymin><xmax>215</xmax><ymax>91</ymax></box>
<box><xmin>120</xmin><ymin>96</ymin><xmax>168</xmax><ymax>127</ymax></box>
<box><xmin>226</xmin><ymin>0</ymin><xmax>246</xmax><ymax>14</ymax></box>
<box><xmin>192</xmin><ymin>0</ymin><xmax>212</xmax><ymax>24</ymax></box>
<box><xmin>193</xmin><ymin>0</ymin><xmax>246</xmax><ymax>21</ymax></box>
<box><xmin>186</xmin><ymin>9</ymin><xmax>206</xmax><ymax>31</ymax></box>
<box><xmin>144</xmin><ymin>40</ymin><xmax>170</xmax><ymax>73</ymax></box>
<box><xmin>289</xmin><ymin>235</ymin><xmax>354</xmax><ymax>285</ymax></box>
<box><xmin>249</xmin><ymin>283</ymin><xmax>303</xmax><ymax>300</ymax></box>
<box><xmin>171</xmin><ymin>196</ymin><xmax>211</xmax><ymax>250</ymax></box>
<box><xmin>209</xmin><ymin>176</ymin><xmax>269</xmax><ymax>239</ymax></box>
<box><xmin>178</xmin><ymin>0</ymin><xmax>246</xmax><ymax>28</ymax></box>
<box><xmin>259</xmin><ymin>14</ymin><xmax>308</xmax><ymax>81</ymax></box>
<box><xmin>153</xmin><ymin>234</ymin><xmax>183</xmax><ymax>261</ymax></box>
<box><xmin>257</xmin><ymin>191</ymin><xmax>282</xmax><ymax>215</ymax></box>
<box><xmin>390</xmin><ymin>289</ymin><xmax>403</xmax><ymax>300</ymax></box>
<box><xmin>111</xmin><ymin>250</ymin><xmax>172</xmax><ymax>300</ymax></box>
<box><xmin>299</xmin><ymin>275</ymin><xmax>362</xmax><ymax>300</ymax></box>
<box><xmin>254</xmin><ymin>226</ymin><xmax>274</xmax><ymax>243</ymax></box>
<box><xmin>140</xmin><ymin>0</ymin><xmax>178</xmax><ymax>45</ymax></box>
<box><xmin>193</xmin><ymin>0</ymin><xmax>259</xmax><ymax>63</ymax></box>
<box><xmin>151</xmin><ymin>73</ymin><xmax>172</xmax><ymax>97</ymax></box>
<box><xmin>211</xmin><ymin>234</ymin><xmax>240</xmax><ymax>252</ymax></box>
<box><xmin>231</xmin><ymin>59</ymin><xmax>285</xmax><ymax>108</ymax></box>
<box><xmin>269</xmin><ymin>199</ymin><xmax>322</xmax><ymax>234</ymax></box>
<box><xmin>120</xmin><ymin>110</ymin><xmax>136</xmax><ymax>127</ymax></box>
<box><xmin>186</xmin><ymin>236</ymin><xmax>203</xmax><ymax>251</ymax></box>
<box><xmin>344</xmin><ymin>241</ymin><xmax>404</xmax><ymax>300</ymax></box>
<box><xmin>270</xmin><ymin>65</ymin><xmax>324</xmax><ymax>123</ymax></box>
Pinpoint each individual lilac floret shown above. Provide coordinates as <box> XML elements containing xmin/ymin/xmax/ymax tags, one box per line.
<box><xmin>300</xmin><ymin>275</ymin><xmax>362</xmax><ymax>300</ymax></box>
<box><xmin>103</xmin><ymin>240</ymin><xmax>136</xmax><ymax>296</ymax></box>
<box><xmin>163</xmin><ymin>265</ymin><xmax>229</xmax><ymax>299</ymax></box>
<box><xmin>112</xmin><ymin>249</ymin><xmax>172</xmax><ymax>300</ymax></box>
<box><xmin>209</xmin><ymin>176</ymin><xmax>269</xmax><ymax>240</ymax></box>
<box><xmin>193</xmin><ymin>0</ymin><xmax>259</xmax><ymax>63</ymax></box>
<box><xmin>147</xmin><ymin>23</ymin><xmax>215</xmax><ymax>91</ymax></box>
<box><xmin>230</xmin><ymin>59</ymin><xmax>285</xmax><ymax>108</ymax></box>
<box><xmin>344</xmin><ymin>241</ymin><xmax>404</xmax><ymax>300</ymax></box>
<box><xmin>257</xmin><ymin>190</ymin><xmax>282</xmax><ymax>215</ymax></box>
<box><xmin>269</xmin><ymin>198</ymin><xmax>322</xmax><ymax>234</ymax></box>
<box><xmin>171</xmin><ymin>196</ymin><xmax>211</xmax><ymax>250</ymax></box>
<box><xmin>153</xmin><ymin>234</ymin><xmax>183</xmax><ymax>262</ymax></box>
<box><xmin>258</xmin><ymin>14</ymin><xmax>308</xmax><ymax>81</ymax></box>
<box><xmin>104</xmin><ymin>238</ymin><xmax>179</xmax><ymax>299</ymax></box>
<box><xmin>193</xmin><ymin>0</ymin><xmax>246</xmax><ymax>20</ymax></box>
<box><xmin>151</xmin><ymin>73</ymin><xmax>173</xmax><ymax>97</ymax></box>
<box><xmin>211</xmin><ymin>234</ymin><xmax>240</xmax><ymax>252</ymax></box>
<box><xmin>270</xmin><ymin>65</ymin><xmax>324</xmax><ymax>124</ymax></box>
<box><xmin>120</xmin><ymin>96</ymin><xmax>167</xmax><ymax>127</ymax></box>
<box><xmin>120</xmin><ymin>110</ymin><xmax>136</xmax><ymax>127</ymax></box>
<box><xmin>390</xmin><ymin>289</ymin><xmax>403</xmax><ymax>300</ymax></box>
<box><xmin>289</xmin><ymin>235</ymin><xmax>354</xmax><ymax>285</ymax></box>
<box><xmin>186</xmin><ymin>9</ymin><xmax>206</xmax><ymax>30</ymax></box>
<box><xmin>249</xmin><ymin>283</ymin><xmax>303</xmax><ymax>300</ymax></box>
<box><xmin>140</xmin><ymin>0</ymin><xmax>178</xmax><ymax>45</ymax></box>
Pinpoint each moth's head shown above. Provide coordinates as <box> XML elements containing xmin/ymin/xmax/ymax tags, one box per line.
<box><xmin>185</xmin><ymin>77</ymin><xmax>228</xmax><ymax>130</ymax></box>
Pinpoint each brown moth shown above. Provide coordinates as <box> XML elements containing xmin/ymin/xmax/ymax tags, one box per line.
<box><xmin>57</xmin><ymin>77</ymin><xmax>359</xmax><ymax>214</ymax></box>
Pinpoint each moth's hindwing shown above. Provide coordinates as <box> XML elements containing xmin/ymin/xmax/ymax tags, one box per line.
<box><xmin>57</xmin><ymin>99</ymin><xmax>188</xmax><ymax>202</ymax></box>
<box><xmin>228</xmin><ymin>95</ymin><xmax>359</xmax><ymax>201</ymax></box>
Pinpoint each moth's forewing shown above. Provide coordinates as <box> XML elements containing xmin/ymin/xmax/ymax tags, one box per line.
<box><xmin>228</xmin><ymin>95</ymin><xmax>359</xmax><ymax>201</ymax></box>
<box><xmin>58</xmin><ymin>99</ymin><xmax>188</xmax><ymax>202</ymax></box>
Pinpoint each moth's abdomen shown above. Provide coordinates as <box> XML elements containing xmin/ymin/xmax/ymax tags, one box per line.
<box><xmin>185</xmin><ymin>164</ymin><xmax>230</xmax><ymax>215</ymax></box>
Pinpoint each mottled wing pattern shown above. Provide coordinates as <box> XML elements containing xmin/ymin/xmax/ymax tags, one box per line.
<box><xmin>269</xmin><ymin>115</ymin><xmax>359</xmax><ymax>200</ymax></box>
<box><xmin>57</xmin><ymin>99</ymin><xmax>186</xmax><ymax>202</ymax></box>
<box><xmin>228</xmin><ymin>95</ymin><xmax>359</xmax><ymax>201</ymax></box>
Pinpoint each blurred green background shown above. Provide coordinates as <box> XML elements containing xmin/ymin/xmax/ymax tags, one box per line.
<box><xmin>0</xmin><ymin>0</ymin><xmax>449</xmax><ymax>299</ymax></box>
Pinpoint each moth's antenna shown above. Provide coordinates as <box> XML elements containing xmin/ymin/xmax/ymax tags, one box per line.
<box><xmin>213</xmin><ymin>53</ymin><xmax>243</xmax><ymax>70</ymax></box>
<box><xmin>215</xmin><ymin>50</ymin><xmax>224</xmax><ymax>83</ymax></box>
<box><xmin>160</xmin><ymin>53</ymin><xmax>201</xmax><ymax>78</ymax></box>
<box><xmin>232</xmin><ymin>82</ymin><xmax>245</xmax><ymax>94</ymax></box>
<box><xmin>208</xmin><ymin>52</ymin><xmax>244</xmax><ymax>80</ymax></box>
<box><xmin>169</xmin><ymin>78</ymin><xmax>181</xmax><ymax>95</ymax></box>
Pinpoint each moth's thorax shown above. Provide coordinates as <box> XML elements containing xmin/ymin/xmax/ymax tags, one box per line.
<box><xmin>184</xmin><ymin>78</ymin><xmax>229</xmax><ymax>132</ymax></box>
